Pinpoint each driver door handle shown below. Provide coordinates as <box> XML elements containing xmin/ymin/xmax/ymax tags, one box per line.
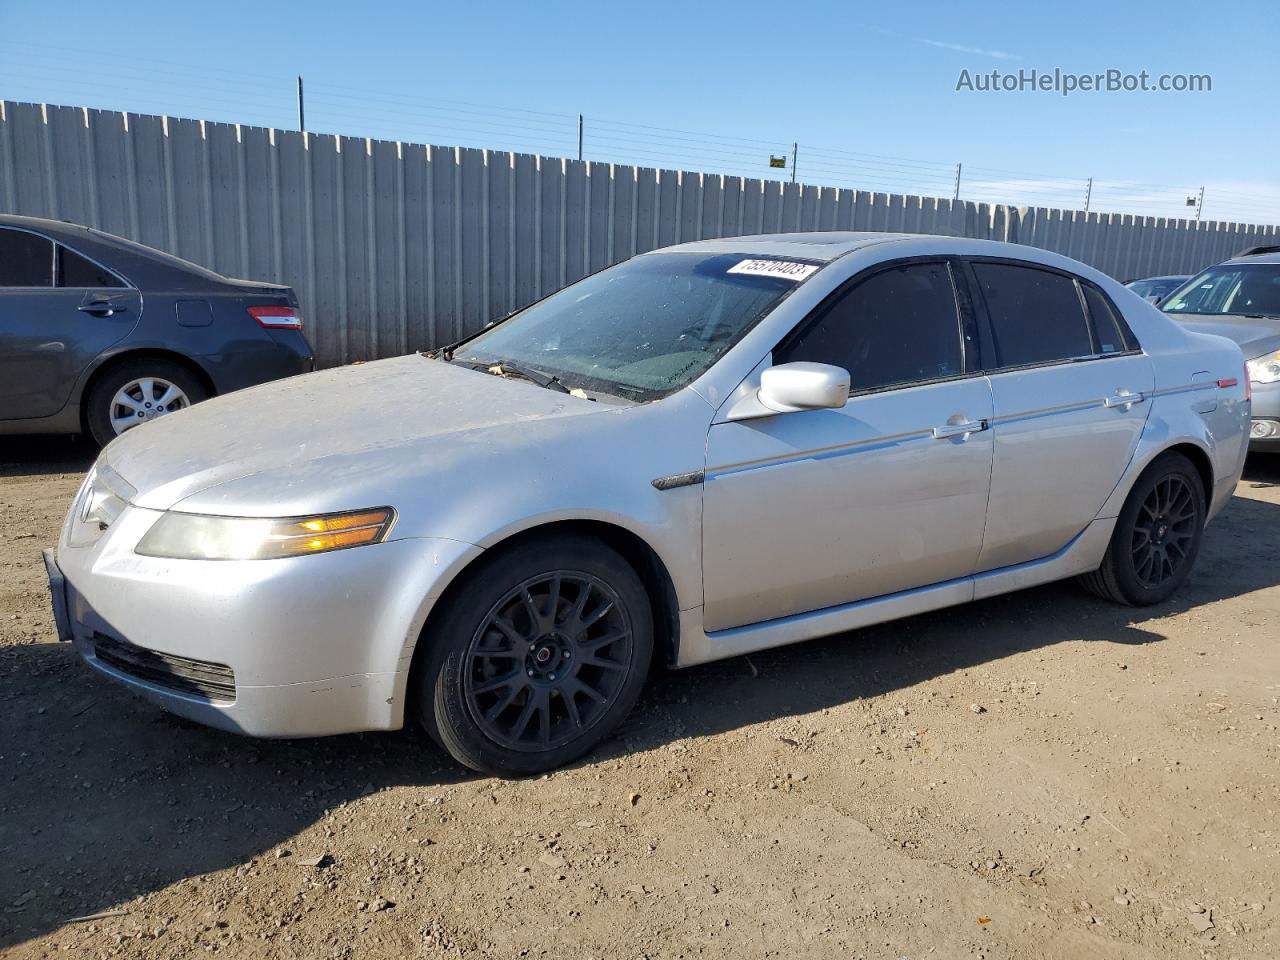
<box><xmin>932</xmin><ymin>419</ymin><xmax>988</xmax><ymax>440</ymax></box>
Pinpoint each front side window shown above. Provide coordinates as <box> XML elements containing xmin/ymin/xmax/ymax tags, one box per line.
<box><xmin>971</xmin><ymin>262</ymin><xmax>1093</xmax><ymax>368</ymax></box>
<box><xmin>58</xmin><ymin>246</ymin><xmax>125</xmax><ymax>288</ymax></box>
<box><xmin>0</xmin><ymin>228</ymin><xmax>54</xmax><ymax>287</ymax></box>
<box><xmin>454</xmin><ymin>252</ymin><xmax>813</xmax><ymax>401</ymax></box>
<box><xmin>775</xmin><ymin>261</ymin><xmax>963</xmax><ymax>393</ymax></box>
<box><xmin>1161</xmin><ymin>263</ymin><xmax>1280</xmax><ymax>318</ymax></box>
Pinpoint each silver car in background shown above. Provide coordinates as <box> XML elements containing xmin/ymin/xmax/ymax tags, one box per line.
<box><xmin>45</xmin><ymin>233</ymin><xmax>1249</xmax><ymax>775</ymax></box>
<box><xmin>1159</xmin><ymin>248</ymin><xmax>1280</xmax><ymax>450</ymax></box>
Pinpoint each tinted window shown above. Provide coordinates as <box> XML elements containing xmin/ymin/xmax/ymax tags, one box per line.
<box><xmin>972</xmin><ymin>263</ymin><xmax>1092</xmax><ymax>367</ymax></box>
<box><xmin>58</xmin><ymin>246</ymin><xmax>124</xmax><ymax>288</ymax></box>
<box><xmin>0</xmin><ymin>229</ymin><xmax>53</xmax><ymax>287</ymax></box>
<box><xmin>1082</xmin><ymin>286</ymin><xmax>1128</xmax><ymax>354</ymax></box>
<box><xmin>777</xmin><ymin>262</ymin><xmax>963</xmax><ymax>392</ymax></box>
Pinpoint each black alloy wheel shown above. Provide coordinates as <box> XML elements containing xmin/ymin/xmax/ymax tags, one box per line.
<box><xmin>418</xmin><ymin>535</ymin><xmax>653</xmax><ymax>776</ymax></box>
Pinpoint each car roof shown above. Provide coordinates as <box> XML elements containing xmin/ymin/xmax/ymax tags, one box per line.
<box><xmin>649</xmin><ymin>232</ymin><xmax>1123</xmax><ymax>285</ymax></box>
<box><xmin>1225</xmin><ymin>251</ymin><xmax>1280</xmax><ymax>265</ymax></box>
<box><xmin>649</xmin><ymin>231</ymin><xmax>921</xmax><ymax>263</ymax></box>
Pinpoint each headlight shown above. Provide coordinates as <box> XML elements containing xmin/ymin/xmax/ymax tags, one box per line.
<box><xmin>136</xmin><ymin>508</ymin><xmax>394</xmax><ymax>561</ymax></box>
<box><xmin>1247</xmin><ymin>350</ymin><xmax>1280</xmax><ymax>384</ymax></box>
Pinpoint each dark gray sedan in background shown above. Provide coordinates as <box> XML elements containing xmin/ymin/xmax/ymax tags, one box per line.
<box><xmin>0</xmin><ymin>214</ymin><xmax>313</xmax><ymax>446</ymax></box>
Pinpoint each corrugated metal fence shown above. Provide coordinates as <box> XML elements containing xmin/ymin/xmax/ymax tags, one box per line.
<box><xmin>2</xmin><ymin>100</ymin><xmax>1277</xmax><ymax>367</ymax></box>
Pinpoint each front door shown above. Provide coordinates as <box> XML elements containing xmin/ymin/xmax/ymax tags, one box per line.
<box><xmin>701</xmin><ymin>260</ymin><xmax>995</xmax><ymax>632</ymax></box>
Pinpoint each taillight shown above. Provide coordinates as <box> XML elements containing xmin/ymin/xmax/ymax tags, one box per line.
<box><xmin>248</xmin><ymin>305</ymin><xmax>303</xmax><ymax>330</ymax></box>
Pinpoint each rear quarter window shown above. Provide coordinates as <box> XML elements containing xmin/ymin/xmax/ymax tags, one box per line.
<box><xmin>57</xmin><ymin>246</ymin><xmax>125</xmax><ymax>288</ymax></box>
<box><xmin>1082</xmin><ymin>285</ymin><xmax>1133</xmax><ymax>354</ymax></box>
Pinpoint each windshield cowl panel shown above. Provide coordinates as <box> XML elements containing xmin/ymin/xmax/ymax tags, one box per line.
<box><xmin>453</xmin><ymin>252</ymin><xmax>819</xmax><ymax>402</ymax></box>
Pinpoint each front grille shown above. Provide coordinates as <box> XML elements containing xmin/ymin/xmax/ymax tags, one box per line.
<box><xmin>93</xmin><ymin>633</ymin><xmax>236</xmax><ymax>703</ymax></box>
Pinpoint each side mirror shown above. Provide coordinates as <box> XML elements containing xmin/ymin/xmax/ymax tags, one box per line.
<box><xmin>758</xmin><ymin>362</ymin><xmax>850</xmax><ymax>413</ymax></box>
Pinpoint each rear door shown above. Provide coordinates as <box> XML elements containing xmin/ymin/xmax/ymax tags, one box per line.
<box><xmin>966</xmin><ymin>260</ymin><xmax>1154</xmax><ymax>571</ymax></box>
<box><xmin>0</xmin><ymin>229</ymin><xmax>139</xmax><ymax>420</ymax></box>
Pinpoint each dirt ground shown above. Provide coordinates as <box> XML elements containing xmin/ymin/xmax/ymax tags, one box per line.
<box><xmin>1</xmin><ymin>437</ymin><xmax>1278</xmax><ymax>960</ymax></box>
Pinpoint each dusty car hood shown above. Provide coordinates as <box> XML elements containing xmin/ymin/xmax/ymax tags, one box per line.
<box><xmin>1170</xmin><ymin>313</ymin><xmax>1280</xmax><ymax>359</ymax></box>
<box><xmin>102</xmin><ymin>354</ymin><xmax>617</xmax><ymax>510</ymax></box>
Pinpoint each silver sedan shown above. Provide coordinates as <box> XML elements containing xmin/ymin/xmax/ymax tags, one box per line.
<box><xmin>46</xmin><ymin>233</ymin><xmax>1250</xmax><ymax>775</ymax></box>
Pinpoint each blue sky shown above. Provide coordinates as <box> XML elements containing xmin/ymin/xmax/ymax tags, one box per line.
<box><xmin>1</xmin><ymin>0</ymin><xmax>1276</xmax><ymax>222</ymax></box>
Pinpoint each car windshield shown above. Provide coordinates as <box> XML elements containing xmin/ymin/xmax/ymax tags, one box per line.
<box><xmin>1161</xmin><ymin>263</ymin><xmax>1280</xmax><ymax>318</ymax></box>
<box><xmin>1128</xmin><ymin>277</ymin><xmax>1182</xmax><ymax>299</ymax></box>
<box><xmin>452</xmin><ymin>252</ymin><xmax>816</xmax><ymax>401</ymax></box>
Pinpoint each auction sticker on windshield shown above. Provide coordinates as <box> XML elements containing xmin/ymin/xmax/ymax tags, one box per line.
<box><xmin>726</xmin><ymin>259</ymin><xmax>819</xmax><ymax>282</ymax></box>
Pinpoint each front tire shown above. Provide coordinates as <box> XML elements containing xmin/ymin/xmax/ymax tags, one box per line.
<box><xmin>417</xmin><ymin>535</ymin><xmax>654</xmax><ymax>776</ymax></box>
<box><xmin>1078</xmin><ymin>452</ymin><xmax>1206</xmax><ymax>606</ymax></box>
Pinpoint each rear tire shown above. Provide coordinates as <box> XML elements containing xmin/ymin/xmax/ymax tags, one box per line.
<box><xmin>1078</xmin><ymin>452</ymin><xmax>1206</xmax><ymax>606</ymax></box>
<box><xmin>85</xmin><ymin>358</ymin><xmax>208</xmax><ymax>447</ymax></box>
<box><xmin>416</xmin><ymin>535</ymin><xmax>653</xmax><ymax>776</ymax></box>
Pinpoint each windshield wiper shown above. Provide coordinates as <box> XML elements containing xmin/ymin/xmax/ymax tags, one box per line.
<box><xmin>455</xmin><ymin>358</ymin><xmax>570</xmax><ymax>394</ymax></box>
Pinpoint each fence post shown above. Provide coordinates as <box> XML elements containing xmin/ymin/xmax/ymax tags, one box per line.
<box><xmin>953</xmin><ymin>163</ymin><xmax>962</xmax><ymax>201</ymax></box>
<box><xmin>790</xmin><ymin>142</ymin><xmax>797</xmax><ymax>184</ymax></box>
<box><xmin>1083</xmin><ymin>177</ymin><xmax>1092</xmax><ymax>214</ymax></box>
<box><xmin>577</xmin><ymin>115</ymin><xmax>583</xmax><ymax>162</ymax></box>
<box><xmin>1195</xmin><ymin>186</ymin><xmax>1205</xmax><ymax>223</ymax></box>
<box><xmin>296</xmin><ymin>76</ymin><xmax>305</xmax><ymax>132</ymax></box>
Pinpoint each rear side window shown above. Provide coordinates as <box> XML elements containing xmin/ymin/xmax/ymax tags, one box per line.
<box><xmin>1082</xmin><ymin>285</ymin><xmax>1129</xmax><ymax>354</ymax></box>
<box><xmin>0</xmin><ymin>228</ymin><xmax>53</xmax><ymax>287</ymax></box>
<box><xmin>58</xmin><ymin>246</ymin><xmax>124</xmax><ymax>288</ymax></box>
<box><xmin>971</xmin><ymin>262</ymin><xmax>1093</xmax><ymax>368</ymax></box>
<box><xmin>776</xmin><ymin>261</ymin><xmax>963</xmax><ymax>393</ymax></box>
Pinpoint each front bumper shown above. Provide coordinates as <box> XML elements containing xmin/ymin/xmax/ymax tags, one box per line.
<box><xmin>50</xmin><ymin>506</ymin><xmax>480</xmax><ymax>737</ymax></box>
<box><xmin>42</xmin><ymin>549</ymin><xmax>71</xmax><ymax>643</ymax></box>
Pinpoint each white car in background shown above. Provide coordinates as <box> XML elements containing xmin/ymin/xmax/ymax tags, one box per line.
<box><xmin>46</xmin><ymin>233</ymin><xmax>1249</xmax><ymax>776</ymax></box>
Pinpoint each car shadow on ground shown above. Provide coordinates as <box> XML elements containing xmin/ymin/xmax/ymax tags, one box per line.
<box><xmin>0</xmin><ymin>435</ymin><xmax>98</xmax><ymax>479</ymax></box>
<box><xmin>2</xmin><ymin>452</ymin><xmax>1279</xmax><ymax>948</ymax></box>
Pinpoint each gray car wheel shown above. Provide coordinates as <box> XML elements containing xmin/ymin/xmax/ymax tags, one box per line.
<box><xmin>85</xmin><ymin>358</ymin><xmax>209</xmax><ymax>447</ymax></box>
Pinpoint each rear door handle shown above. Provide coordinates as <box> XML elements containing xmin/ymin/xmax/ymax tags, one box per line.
<box><xmin>1103</xmin><ymin>391</ymin><xmax>1145</xmax><ymax>409</ymax></box>
<box><xmin>932</xmin><ymin>419</ymin><xmax>988</xmax><ymax>439</ymax></box>
<box><xmin>78</xmin><ymin>300</ymin><xmax>128</xmax><ymax>317</ymax></box>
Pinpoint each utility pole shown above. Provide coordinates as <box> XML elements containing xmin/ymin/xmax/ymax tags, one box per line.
<box><xmin>790</xmin><ymin>142</ymin><xmax>797</xmax><ymax>184</ymax></box>
<box><xmin>1083</xmin><ymin>177</ymin><xmax>1092</xmax><ymax>214</ymax></box>
<box><xmin>953</xmin><ymin>163</ymin><xmax>962</xmax><ymax>201</ymax></box>
<box><xmin>577</xmin><ymin>114</ymin><xmax>583</xmax><ymax>162</ymax></box>
<box><xmin>1195</xmin><ymin>186</ymin><xmax>1205</xmax><ymax>223</ymax></box>
<box><xmin>296</xmin><ymin>75</ymin><xmax>306</xmax><ymax>133</ymax></box>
